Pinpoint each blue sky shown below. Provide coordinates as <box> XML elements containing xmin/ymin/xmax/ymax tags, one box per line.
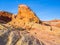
<box><xmin>0</xmin><ymin>0</ymin><xmax>60</xmax><ymax>21</ymax></box>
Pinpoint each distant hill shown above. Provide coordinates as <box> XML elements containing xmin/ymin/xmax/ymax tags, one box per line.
<box><xmin>43</xmin><ymin>19</ymin><xmax>60</xmax><ymax>28</ymax></box>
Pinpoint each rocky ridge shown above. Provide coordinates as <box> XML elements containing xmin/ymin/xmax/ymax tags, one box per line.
<box><xmin>0</xmin><ymin>11</ymin><xmax>13</xmax><ymax>23</ymax></box>
<box><xmin>0</xmin><ymin>4</ymin><xmax>60</xmax><ymax>45</ymax></box>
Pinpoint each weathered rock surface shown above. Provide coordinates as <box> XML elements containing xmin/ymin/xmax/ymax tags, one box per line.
<box><xmin>0</xmin><ymin>11</ymin><xmax>13</xmax><ymax>23</ymax></box>
<box><xmin>0</xmin><ymin>24</ymin><xmax>43</xmax><ymax>45</ymax></box>
<box><xmin>17</xmin><ymin>4</ymin><xmax>41</xmax><ymax>23</ymax></box>
<box><xmin>0</xmin><ymin>22</ymin><xmax>60</xmax><ymax>45</ymax></box>
<box><xmin>0</xmin><ymin>4</ymin><xmax>60</xmax><ymax>45</ymax></box>
<box><xmin>8</xmin><ymin>4</ymin><xmax>42</xmax><ymax>28</ymax></box>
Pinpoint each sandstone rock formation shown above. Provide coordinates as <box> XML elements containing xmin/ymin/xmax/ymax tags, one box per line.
<box><xmin>0</xmin><ymin>22</ymin><xmax>60</xmax><ymax>45</ymax></box>
<box><xmin>8</xmin><ymin>4</ymin><xmax>42</xmax><ymax>28</ymax></box>
<box><xmin>17</xmin><ymin>4</ymin><xmax>41</xmax><ymax>23</ymax></box>
<box><xmin>43</xmin><ymin>19</ymin><xmax>60</xmax><ymax>28</ymax></box>
<box><xmin>0</xmin><ymin>24</ymin><xmax>43</xmax><ymax>45</ymax></box>
<box><xmin>0</xmin><ymin>4</ymin><xmax>60</xmax><ymax>45</ymax></box>
<box><xmin>0</xmin><ymin>11</ymin><xmax>13</xmax><ymax>23</ymax></box>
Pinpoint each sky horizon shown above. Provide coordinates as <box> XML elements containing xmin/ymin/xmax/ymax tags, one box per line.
<box><xmin>0</xmin><ymin>0</ymin><xmax>60</xmax><ymax>21</ymax></box>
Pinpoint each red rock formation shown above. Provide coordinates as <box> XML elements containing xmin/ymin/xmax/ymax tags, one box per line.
<box><xmin>0</xmin><ymin>11</ymin><xmax>12</xmax><ymax>23</ymax></box>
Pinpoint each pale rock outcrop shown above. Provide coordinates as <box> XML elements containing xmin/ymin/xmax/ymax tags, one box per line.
<box><xmin>0</xmin><ymin>24</ymin><xmax>44</xmax><ymax>45</ymax></box>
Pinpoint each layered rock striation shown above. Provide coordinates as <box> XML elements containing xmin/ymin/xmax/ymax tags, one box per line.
<box><xmin>0</xmin><ymin>4</ymin><xmax>60</xmax><ymax>45</ymax></box>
